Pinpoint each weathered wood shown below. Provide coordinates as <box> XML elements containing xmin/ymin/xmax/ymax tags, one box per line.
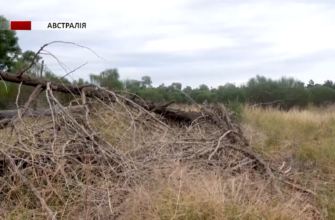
<box><xmin>0</xmin><ymin>105</ymin><xmax>88</xmax><ymax>120</ymax></box>
<box><xmin>0</xmin><ymin>70</ymin><xmax>204</xmax><ymax>123</ymax></box>
<box><xmin>0</xmin><ymin>108</ymin><xmax>53</xmax><ymax>119</ymax></box>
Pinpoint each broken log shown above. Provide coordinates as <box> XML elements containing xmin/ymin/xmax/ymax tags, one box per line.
<box><xmin>0</xmin><ymin>108</ymin><xmax>53</xmax><ymax>119</ymax></box>
<box><xmin>0</xmin><ymin>105</ymin><xmax>87</xmax><ymax>120</ymax></box>
<box><xmin>0</xmin><ymin>70</ymin><xmax>205</xmax><ymax>123</ymax></box>
<box><xmin>0</xmin><ymin>70</ymin><xmax>83</xmax><ymax>94</ymax></box>
<box><xmin>0</xmin><ymin>106</ymin><xmax>88</xmax><ymax>129</ymax></box>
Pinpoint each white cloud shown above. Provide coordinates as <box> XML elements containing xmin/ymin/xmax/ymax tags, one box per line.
<box><xmin>142</xmin><ymin>35</ymin><xmax>235</xmax><ymax>52</ymax></box>
<box><xmin>254</xmin><ymin>2</ymin><xmax>335</xmax><ymax>57</ymax></box>
<box><xmin>1</xmin><ymin>0</ymin><xmax>335</xmax><ymax>88</ymax></box>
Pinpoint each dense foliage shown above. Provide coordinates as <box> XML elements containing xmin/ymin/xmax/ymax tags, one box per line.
<box><xmin>1</xmin><ymin>15</ymin><xmax>334</xmax><ymax>110</ymax></box>
<box><xmin>0</xmin><ymin>15</ymin><xmax>21</xmax><ymax>72</ymax></box>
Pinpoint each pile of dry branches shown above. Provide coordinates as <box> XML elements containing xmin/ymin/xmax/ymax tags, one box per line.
<box><xmin>0</xmin><ymin>77</ymin><xmax>320</xmax><ymax>219</ymax></box>
<box><xmin>0</xmin><ymin>42</ymin><xmax>320</xmax><ymax>219</ymax></box>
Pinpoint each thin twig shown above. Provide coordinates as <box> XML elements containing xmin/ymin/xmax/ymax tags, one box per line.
<box><xmin>208</xmin><ymin>130</ymin><xmax>232</xmax><ymax>161</ymax></box>
<box><xmin>17</xmin><ymin>40</ymin><xmax>105</xmax><ymax>77</ymax></box>
<box><xmin>3</xmin><ymin>152</ymin><xmax>57</xmax><ymax>219</ymax></box>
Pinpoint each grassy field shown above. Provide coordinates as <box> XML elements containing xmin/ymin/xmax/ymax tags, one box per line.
<box><xmin>0</xmin><ymin>103</ymin><xmax>334</xmax><ymax>219</ymax></box>
<box><xmin>169</xmin><ymin>103</ymin><xmax>335</xmax><ymax>219</ymax></box>
<box><xmin>244</xmin><ymin>106</ymin><xmax>335</xmax><ymax>219</ymax></box>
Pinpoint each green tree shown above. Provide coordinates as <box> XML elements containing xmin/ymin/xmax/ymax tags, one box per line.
<box><xmin>323</xmin><ymin>80</ymin><xmax>335</xmax><ymax>90</ymax></box>
<box><xmin>90</xmin><ymin>68</ymin><xmax>124</xmax><ymax>90</ymax></box>
<box><xmin>217</xmin><ymin>83</ymin><xmax>245</xmax><ymax>103</ymax></box>
<box><xmin>0</xmin><ymin>50</ymin><xmax>45</xmax><ymax>109</ymax></box>
<box><xmin>171</xmin><ymin>82</ymin><xmax>182</xmax><ymax>91</ymax></box>
<box><xmin>141</xmin><ymin>75</ymin><xmax>152</xmax><ymax>89</ymax></box>
<box><xmin>241</xmin><ymin>75</ymin><xmax>309</xmax><ymax>110</ymax></box>
<box><xmin>0</xmin><ymin>15</ymin><xmax>21</xmax><ymax>71</ymax></box>
<box><xmin>124</xmin><ymin>79</ymin><xmax>141</xmax><ymax>93</ymax></box>
<box><xmin>306</xmin><ymin>79</ymin><xmax>314</xmax><ymax>88</ymax></box>
<box><xmin>309</xmin><ymin>86</ymin><xmax>335</xmax><ymax>106</ymax></box>
<box><xmin>138</xmin><ymin>88</ymin><xmax>165</xmax><ymax>102</ymax></box>
<box><xmin>183</xmin><ymin>86</ymin><xmax>192</xmax><ymax>94</ymax></box>
<box><xmin>11</xmin><ymin>50</ymin><xmax>43</xmax><ymax>76</ymax></box>
<box><xmin>73</xmin><ymin>78</ymin><xmax>88</xmax><ymax>86</ymax></box>
<box><xmin>199</xmin><ymin>84</ymin><xmax>209</xmax><ymax>91</ymax></box>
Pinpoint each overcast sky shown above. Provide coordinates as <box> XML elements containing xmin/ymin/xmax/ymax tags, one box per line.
<box><xmin>2</xmin><ymin>0</ymin><xmax>335</xmax><ymax>88</ymax></box>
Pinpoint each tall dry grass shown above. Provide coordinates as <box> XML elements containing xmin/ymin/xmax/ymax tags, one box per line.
<box><xmin>244</xmin><ymin>106</ymin><xmax>335</xmax><ymax>172</ymax></box>
<box><xmin>243</xmin><ymin>105</ymin><xmax>335</xmax><ymax>219</ymax></box>
<box><xmin>0</xmin><ymin>102</ymin><xmax>333</xmax><ymax>219</ymax></box>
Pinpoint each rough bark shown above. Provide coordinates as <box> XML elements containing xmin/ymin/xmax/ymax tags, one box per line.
<box><xmin>0</xmin><ymin>70</ymin><xmax>203</xmax><ymax>123</ymax></box>
<box><xmin>0</xmin><ymin>106</ymin><xmax>87</xmax><ymax>120</ymax></box>
<box><xmin>0</xmin><ymin>108</ymin><xmax>52</xmax><ymax>119</ymax></box>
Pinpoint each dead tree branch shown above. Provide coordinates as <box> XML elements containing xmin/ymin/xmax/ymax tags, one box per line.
<box><xmin>0</xmin><ymin>70</ymin><xmax>204</xmax><ymax>123</ymax></box>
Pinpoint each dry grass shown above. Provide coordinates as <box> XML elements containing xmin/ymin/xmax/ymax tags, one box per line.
<box><xmin>0</xmin><ymin>99</ymin><xmax>333</xmax><ymax>219</ymax></box>
<box><xmin>244</xmin><ymin>106</ymin><xmax>335</xmax><ymax>172</ymax></box>
<box><xmin>120</xmin><ymin>165</ymin><xmax>316</xmax><ymax>220</ymax></box>
<box><xmin>243</xmin><ymin>105</ymin><xmax>335</xmax><ymax>219</ymax></box>
<box><xmin>169</xmin><ymin>103</ymin><xmax>201</xmax><ymax>112</ymax></box>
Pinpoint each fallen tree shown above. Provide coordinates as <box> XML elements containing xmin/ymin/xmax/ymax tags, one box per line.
<box><xmin>0</xmin><ymin>108</ymin><xmax>54</xmax><ymax>119</ymax></box>
<box><xmin>0</xmin><ymin>70</ymin><xmax>205</xmax><ymax>123</ymax></box>
<box><xmin>0</xmin><ymin>106</ymin><xmax>89</xmax><ymax>120</ymax></box>
<box><xmin>0</xmin><ymin>69</ymin><xmax>319</xmax><ymax>219</ymax></box>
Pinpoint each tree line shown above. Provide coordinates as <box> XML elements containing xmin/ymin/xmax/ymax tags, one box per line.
<box><xmin>1</xmin><ymin>15</ymin><xmax>335</xmax><ymax>111</ymax></box>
